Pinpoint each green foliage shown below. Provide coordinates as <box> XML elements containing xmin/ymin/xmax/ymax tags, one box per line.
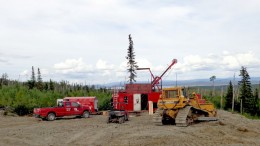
<box><xmin>36</xmin><ymin>68</ymin><xmax>44</xmax><ymax>91</ymax></box>
<box><xmin>242</xmin><ymin>112</ymin><xmax>260</xmax><ymax>119</ymax></box>
<box><xmin>126</xmin><ymin>34</ymin><xmax>138</xmax><ymax>84</ymax></box>
<box><xmin>0</xmin><ymin>80</ymin><xmax>112</xmax><ymax>115</ymax></box>
<box><xmin>238</xmin><ymin>66</ymin><xmax>255</xmax><ymax>115</ymax></box>
<box><xmin>204</xmin><ymin>95</ymin><xmax>222</xmax><ymax>109</ymax></box>
<box><xmin>224</xmin><ymin>81</ymin><xmax>233</xmax><ymax>110</ymax></box>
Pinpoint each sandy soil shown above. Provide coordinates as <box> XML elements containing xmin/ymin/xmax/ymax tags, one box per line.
<box><xmin>0</xmin><ymin>110</ymin><xmax>259</xmax><ymax>146</ymax></box>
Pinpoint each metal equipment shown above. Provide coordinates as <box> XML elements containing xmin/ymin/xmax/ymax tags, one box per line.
<box><xmin>107</xmin><ymin>110</ymin><xmax>129</xmax><ymax>124</ymax></box>
<box><xmin>107</xmin><ymin>102</ymin><xmax>129</xmax><ymax>124</ymax></box>
<box><xmin>153</xmin><ymin>87</ymin><xmax>217</xmax><ymax>126</ymax></box>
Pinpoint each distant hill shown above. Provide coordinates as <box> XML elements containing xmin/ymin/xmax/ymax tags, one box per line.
<box><xmin>101</xmin><ymin>77</ymin><xmax>260</xmax><ymax>88</ymax></box>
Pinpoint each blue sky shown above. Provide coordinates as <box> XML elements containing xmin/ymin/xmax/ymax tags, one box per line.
<box><xmin>1</xmin><ymin>0</ymin><xmax>260</xmax><ymax>84</ymax></box>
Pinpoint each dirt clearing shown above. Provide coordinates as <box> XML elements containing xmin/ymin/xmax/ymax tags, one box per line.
<box><xmin>0</xmin><ymin>110</ymin><xmax>259</xmax><ymax>146</ymax></box>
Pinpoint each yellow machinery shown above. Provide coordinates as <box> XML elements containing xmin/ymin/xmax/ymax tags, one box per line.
<box><xmin>153</xmin><ymin>87</ymin><xmax>217</xmax><ymax>126</ymax></box>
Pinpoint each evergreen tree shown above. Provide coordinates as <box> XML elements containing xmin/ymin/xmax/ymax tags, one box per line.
<box><xmin>36</xmin><ymin>68</ymin><xmax>44</xmax><ymax>91</ymax></box>
<box><xmin>253</xmin><ymin>88</ymin><xmax>259</xmax><ymax>115</ymax></box>
<box><xmin>31</xmin><ymin>66</ymin><xmax>36</xmax><ymax>84</ymax></box>
<box><xmin>126</xmin><ymin>34</ymin><xmax>138</xmax><ymax>84</ymax></box>
<box><xmin>238</xmin><ymin>66</ymin><xmax>254</xmax><ymax>114</ymax></box>
<box><xmin>210</xmin><ymin>75</ymin><xmax>216</xmax><ymax>96</ymax></box>
<box><xmin>49</xmin><ymin>79</ymin><xmax>54</xmax><ymax>91</ymax></box>
<box><xmin>44</xmin><ymin>82</ymin><xmax>48</xmax><ymax>90</ymax></box>
<box><xmin>0</xmin><ymin>73</ymin><xmax>9</xmax><ymax>87</ymax></box>
<box><xmin>224</xmin><ymin>81</ymin><xmax>233</xmax><ymax>110</ymax></box>
<box><xmin>28</xmin><ymin>66</ymin><xmax>36</xmax><ymax>89</ymax></box>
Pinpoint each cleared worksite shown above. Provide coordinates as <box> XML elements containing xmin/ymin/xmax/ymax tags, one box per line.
<box><xmin>0</xmin><ymin>110</ymin><xmax>259</xmax><ymax>146</ymax></box>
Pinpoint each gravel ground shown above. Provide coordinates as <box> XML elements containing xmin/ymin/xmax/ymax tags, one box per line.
<box><xmin>0</xmin><ymin>110</ymin><xmax>259</xmax><ymax>146</ymax></box>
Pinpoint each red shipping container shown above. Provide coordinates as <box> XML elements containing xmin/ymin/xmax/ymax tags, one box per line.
<box><xmin>63</xmin><ymin>97</ymin><xmax>98</xmax><ymax>114</ymax></box>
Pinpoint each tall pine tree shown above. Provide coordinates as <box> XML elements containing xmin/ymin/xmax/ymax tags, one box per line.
<box><xmin>238</xmin><ymin>66</ymin><xmax>254</xmax><ymax>114</ymax></box>
<box><xmin>126</xmin><ymin>34</ymin><xmax>138</xmax><ymax>84</ymax></box>
<box><xmin>36</xmin><ymin>68</ymin><xmax>44</xmax><ymax>91</ymax></box>
<box><xmin>224</xmin><ymin>81</ymin><xmax>233</xmax><ymax>110</ymax></box>
<box><xmin>253</xmin><ymin>88</ymin><xmax>259</xmax><ymax>115</ymax></box>
<box><xmin>49</xmin><ymin>79</ymin><xmax>54</xmax><ymax>91</ymax></box>
<box><xmin>28</xmin><ymin>66</ymin><xmax>36</xmax><ymax>89</ymax></box>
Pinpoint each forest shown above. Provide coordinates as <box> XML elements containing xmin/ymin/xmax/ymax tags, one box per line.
<box><xmin>0</xmin><ymin>66</ymin><xmax>259</xmax><ymax>118</ymax></box>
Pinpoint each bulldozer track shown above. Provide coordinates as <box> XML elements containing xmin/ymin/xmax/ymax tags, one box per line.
<box><xmin>175</xmin><ymin>106</ymin><xmax>192</xmax><ymax>127</ymax></box>
<box><xmin>152</xmin><ymin>109</ymin><xmax>162</xmax><ymax>125</ymax></box>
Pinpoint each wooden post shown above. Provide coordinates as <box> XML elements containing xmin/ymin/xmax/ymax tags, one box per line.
<box><xmin>221</xmin><ymin>86</ymin><xmax>223</xmax><ymax>109</ymax></box>
<box><xmin>148</xmin><ymin>101</ymin><xmax>153</xmax><ymax>115</ymax></box>
<box><xmin>240</xmin><ymin>99</ymin><xmax>243</xmax><ymax>114</ymax></box>
<box><xmin>232</xmin><ymin>73</ymin><xmax>235</xmax><ymax>112</ymax></box>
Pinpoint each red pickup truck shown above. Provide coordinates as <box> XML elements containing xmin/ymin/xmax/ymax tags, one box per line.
<box><xmin>33</xmin><ymin>101</ymin><xmax>91</xmax><ymax>121</ymax></box>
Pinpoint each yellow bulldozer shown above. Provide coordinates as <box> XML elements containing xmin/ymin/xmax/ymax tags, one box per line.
<box><xmin>153</xmin><ymin>87</ymin><xmax>217</xmax><ymax>126</ymax></box>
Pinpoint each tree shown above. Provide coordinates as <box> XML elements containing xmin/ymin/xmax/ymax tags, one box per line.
<box><xmin>238</xmin><ymin>66</ymin><xmax>254</xmax><ymax>114</ymax></box>
<box><xmin>224</xmin><ymin>81</ymin><xmax>233</xmax><ymax>110</ymax></box>
<box><xmin>253</xmin><ymin>88</ymin><xmax>259</xmax><ymax>115</ymax></box>
<box><xmin>126</xmin><ymin>34</ymin><xmax>138</xmax><ymax>84</ymax></box>
<box><xmin>210</xmin><ymin>75</ymin><xmax>216</xmax><ymax>96</ymax></box>
<box><xmin>36</xmin><ymin>68</ymin><xmax>44</xmax><ymax>91</ymax></box>
<box><xmin>28</xmin><ymin>66</ymin><xmax>36</xmax><ymax>89</ymax></box>
<box><xmin>49</xmin><ymin>79</ymin><xmax>54</xmax><ymax>91</ymax></box>
<box><xmin>44</xmin><ymin>82</ymin><xmax>48</xmax><ymax>90</ymax></box>
<box><xmin>0</xmin><ymin>73</ymin><xmax>8</xmax><ymax>86</ymax></box>
<box><xmin>31</xmin><ymin>66</ymin><xmax>36</xmax><ymax>83</ymax></box>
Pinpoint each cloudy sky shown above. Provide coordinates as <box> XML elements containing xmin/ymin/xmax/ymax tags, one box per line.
<box><xmin>1</xmin><ymin>0</ymin><xmax>260</xmax><ymax>84</ymax></box>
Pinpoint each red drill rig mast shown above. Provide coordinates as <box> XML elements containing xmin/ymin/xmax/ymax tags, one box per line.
<box><xmin>137</xmin><ymin>59</ymin><xmax>177</xmax><ymax>91</ymax></box>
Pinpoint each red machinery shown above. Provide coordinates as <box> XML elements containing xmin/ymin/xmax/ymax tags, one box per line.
<box><xmin>112</xmin><ymin>59</ymin><xmax>177</xmax><ymax>112</ymax></box>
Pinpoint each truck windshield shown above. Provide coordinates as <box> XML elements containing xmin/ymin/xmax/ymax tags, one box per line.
<box><xmin>58</xmin><ymin>102</ymin><xmax>63</xmax><ymax>107</ymax></box>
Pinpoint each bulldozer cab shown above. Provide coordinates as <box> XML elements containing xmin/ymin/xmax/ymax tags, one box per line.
<box><xmin>161</xmin><ymin>87</ymin><xmax>187</xmax><ymax>99</ymax></box>
<box><xmin>158</xmin><ymin>87</ymin><xmax>189</xmax><ymax>110</ymax></box>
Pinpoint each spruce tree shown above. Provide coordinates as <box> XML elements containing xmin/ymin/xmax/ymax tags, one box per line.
<box><xmin>31</xmin><ymin>66</ymin><xmax>36</xmax><ymax>84</ymax></box>
<box><xmin>210</xmin><ymin>75</ymin><xmax>216</xmax><ymax>96</ymax></box>
<box><xmin>253</xmin><ymin>88</ymin><xmax>259</xmax><ymax>115</ymax></box>
<box><xmin>44</xmin><ymin>82</ymin><xmax>48</xmax><ymax>90</ymax></box>
<box><xmin>0</xmin><ymin>73</ymin><xmax>8</xmax><ymax>86</ymax></box>
<box><xmin>126</xmin><ymin>34</ymin><xmax>138</xmax><ymax>84</ymax></box>
<box><xmin>49</xmin><ymin>79</ymin><xmax>54</xmax><ymax>91</ymax></box>
<box><xmin>238</xmin><ymin>66</ymin><xmax>254</xmax><ymax>114</ymax></box>
<box><xmin>28</xmin><ymin>66</ymin><xmax>36</xmax><ymax>89</ymax></box>
<box><xmin>36</xmin><ymin>68</ymin><xmax>44</xmax><ymax>91</ymax></box>
<box><xmin>224</xmin><ymin>81</ymin><xmax>233</xmax><ymax>110</ymax></box>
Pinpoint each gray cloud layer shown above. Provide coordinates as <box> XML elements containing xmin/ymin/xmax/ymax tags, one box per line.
<box><xmin>1</xmin><ymin>0</ymin><xmax>260</xmax><ymax>84</ymax></box>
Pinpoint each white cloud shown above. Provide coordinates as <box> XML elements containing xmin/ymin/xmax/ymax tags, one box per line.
<box><xmin>1</xmin><ymin>1</ymin><xmax>260</xmax><ymax>83</ymax></box>
<box><xmin>20</xmin><ymin>70</ymin><xmax>29</xmax><ymax>76</ymax></box>
<box><xmin>96</xmin><ymin>59</ymin><xmax>114</xmax><ymax>70</ymax></box>
<box><xmin>221</xmin><ymin>51</ymin><xmax>260</xmax><ymax>70</ymax></box>
<box><xmin>54</xmin><ymin>58</ymin><xmax>93</xmax><ymax>74</ymax></box>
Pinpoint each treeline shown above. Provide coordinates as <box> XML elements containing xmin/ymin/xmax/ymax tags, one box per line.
<box><xmin>0</xmin><ymin>67</ymin><xmax>112</xmax><ymax>115</ymax></box>
<box><xmin>1</xmin><ymin>66</ymin><xmax>259</xmax><ymax>118</ymax></box>
<box><xmin>189</xmin><ymin>66</ymin><xmax>260</xmax><ymax>118</ymax></box>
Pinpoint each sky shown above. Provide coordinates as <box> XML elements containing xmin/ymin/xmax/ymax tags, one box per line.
<box><xmin>1</xmin><ymin>0</ymin><xmax>260</xmax><ymax>85</ymax></box>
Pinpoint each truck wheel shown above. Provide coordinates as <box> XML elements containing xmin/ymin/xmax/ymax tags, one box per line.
<box><xmin>47</xmin><ymin>113</ymin><xmax>56</xmax><ymax>121</ymax></box>
<box><xmin>107</xmin><ymin>117</ymin><xmax>111</xmax><ymax>124</ymax></box>
<box><xmin>82</xmin><ymin>111</ymin><xmax>90</xmax><ymax>118</ymax></box>
<box><xmin>119</xmin><ymin>117</ymin><xmax>124</xmax><ymax>124</ymax></box>
<box><xmin>124</xmin><ymin>115</ymin><xmax>128</xmax><ymax>121</ymax></box>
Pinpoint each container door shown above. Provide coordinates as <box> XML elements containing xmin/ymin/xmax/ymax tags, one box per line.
<box><xmin>94</xmin><ymin>99</ymin><xmax>98</xmax><ymax>111</ymax></box>
<box><xmin>133</xmin><ymin>94</ymin><xmax>141</xmax><ymax>111</ymax></box>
